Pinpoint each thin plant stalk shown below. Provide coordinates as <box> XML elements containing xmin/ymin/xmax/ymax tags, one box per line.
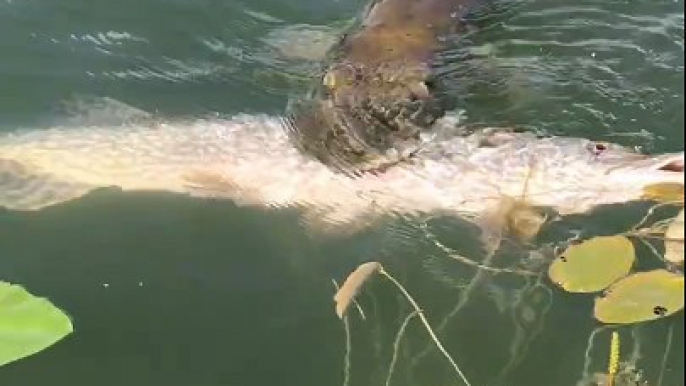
<box><xmin>379</xmin><ymin>267</ymin><xmax>474</xmax><ymax>386</ymax></box>
<box><xmin>385</xmin><ymin>311</ymin><xmax>419</xmax><ymax>386</ymax></box>
<box><xmin>342</xmin><ymin>315</ymin><xmax>352</xmax><ymax>386</ymax></box>
<box><xmin>657</xmin><ymin>322</ymin><xmax>674</xmax><ymax>386</ymax></box>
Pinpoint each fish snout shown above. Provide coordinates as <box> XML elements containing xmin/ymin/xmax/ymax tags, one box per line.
<box><xmin>637</xmin><ymin>151</ymin><xmax>685</xmax><ymax>176</ymax></box>
<box><xmin>654</xmin><ymin>153</ymin><xmax>684</xmax><ymax>173</ymax></box>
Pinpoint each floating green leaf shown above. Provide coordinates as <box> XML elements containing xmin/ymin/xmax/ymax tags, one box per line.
<box><xmin>0</xmin><ymin>281</ymin><xmax>73</xmax><ymax>367</ymax></box>
<box><xmin>594</xmin><ymin>269</ymin><xmax>684</xmax><ymax>325</ymax></box>
<box><xmin>664</xmin><ymin>209</ymin><xmax>684</xmax><ymax>264</ymax></box>
<box><xmin>548</xmin><ymin>236</ymin><xmax>635</xmax><ymax>293</ymax></box>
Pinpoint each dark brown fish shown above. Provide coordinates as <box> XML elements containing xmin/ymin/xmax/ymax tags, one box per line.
<box><xmin>285</xmin><ymin>0</ymin><xmax>488</xmax><ymax>173</ymax></box>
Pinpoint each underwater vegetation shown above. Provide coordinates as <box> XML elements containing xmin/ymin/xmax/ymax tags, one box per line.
<box><xmin>333</xmin><ymin>199</ymin><xmax>684</xmax><ymax>386</ymax></box>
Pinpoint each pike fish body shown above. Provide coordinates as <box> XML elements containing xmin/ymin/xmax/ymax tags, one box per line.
<box><xmin>1</xmin><ymin>114</ymin><xmax>682</xmax><ymax>231</ymax></box>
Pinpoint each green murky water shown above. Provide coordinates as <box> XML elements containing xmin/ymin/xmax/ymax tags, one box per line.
<box><xmin>0</xmin><ymin>0</ymin><xmax>683</xmax><ymax>385</ymax></box>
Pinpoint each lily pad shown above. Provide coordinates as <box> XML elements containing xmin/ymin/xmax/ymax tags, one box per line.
<box><xmin>642</xmin><ymin>182</ymin><xmax>684</xmax><ymax>205</ymax></box>
<box><xmin>548</xmin><ymin>236</ymin><xmax>635</xmax><ymax>293</ymax></box>
<box><xmin>0</xmin><ymin>282</ymin><xmax>73</xmax><ymax>367</ymax></box>
<box><xmin>664</xmin><ymin>209</ymin><xmax>684</xmax><ymax>264</ymax></box>
<box><xmin>594</xmin><ymin>269</ymin><xmax>684</xmax><ymax>325</ymax></box>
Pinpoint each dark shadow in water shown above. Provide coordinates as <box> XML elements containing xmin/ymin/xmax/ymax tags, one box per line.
<box><xmin>0</xmin><ymin>191</ymin><xmax>354</xmax><ymax>386</ymax></box>
<box><xmin>0</xmin><ymin>191</ymin><xmax>683</xmax><ymax>386</ymax></box>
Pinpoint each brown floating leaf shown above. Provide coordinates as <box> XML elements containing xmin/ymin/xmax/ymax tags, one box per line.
<box><xmin>333</xmin><ymin>262</ymin><xmax>381</xmax><ymax>319</ymax></box>
<box><xmin>664</xmin><ymin>209</ymin><xmax>684</xmax><ymax>264</ymax></box>
<box><xmin>594</xmin><ymin>269</ymin><xmax>684</xmax><ymax>325</ymax></box>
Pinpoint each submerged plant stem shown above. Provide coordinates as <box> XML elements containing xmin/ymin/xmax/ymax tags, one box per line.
<box><xmin>379</xmin><ymin>267</ymin><xmax>474</xmax><ymax>386</ymax></box>
<box><xmin>657</xmin><ymin>322</ymin><xmax>674</xmax><ymax>386</ymax></box>
<box><xmin>385</xmin><ymin>311</ymin><xmax>419</xmax><ymax>386</ymax></box>
<box><xmin>631</xmin><ymin>202</ymin><xmax>677</xmax><ymax>231</ymax></box>
<box><xmin>423</xmin><ymin>227</ymin><xmax>536</xmax><ymax>276</ymax></box>
<box><xmin>342</xmin><ymin>314</ymin><xmax>351</xmax><ymax>386</ymax></box>
<box><xmin>331</xmin><ymin>279</ymin><xmax>355</xmax><ymax>386</ymax></box>
<box><xmin>581</xmin><ymin>326</ymin><xmax>610</xmax><ymax>380</ymax></box>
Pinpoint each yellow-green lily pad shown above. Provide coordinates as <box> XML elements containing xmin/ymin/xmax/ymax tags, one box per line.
<box><xmin>664</xmin><ymin>209</ymin><xmax>684</xmax><ymax>264</ymax></box>
<box><xmin>0</xmin><ymin>282</ymin><xmax>73</xmax><ymax>367</ymax></box>
<box><xmin>548</xmin><ymin>236</ymin><xmax>635</xmax><ymax>293</ymax></box>
<box><xmin>594</xmin><ymin>269</ymin><xmax>684</xmax><ymax>325</ymax></box>
<box><xmin>642</xmin><ymin>182</ymin><xmax>684</xmax><ymax>205</ymax></box>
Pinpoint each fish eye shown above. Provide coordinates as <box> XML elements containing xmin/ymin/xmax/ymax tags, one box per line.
<box><xmin>589</xmin><ymin>141</ymin><xmax>609</xmax><ymax>156</ymax></box>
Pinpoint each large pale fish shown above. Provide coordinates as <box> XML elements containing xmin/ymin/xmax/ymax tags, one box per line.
<box><xmin>1</xmin><ymin>112</ymin><xmax>682</xmax><ymax>238</ymax></box>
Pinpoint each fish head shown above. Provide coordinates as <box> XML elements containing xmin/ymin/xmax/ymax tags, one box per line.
<box><xmin>465</xmin><ymin>133</ymin><xmax>685</xmax><ymax>214</ymax></box>
<box><xmin>284</xmin><ymin>60</ymin><xmax>446</xmax><ymax>173</ymax></box>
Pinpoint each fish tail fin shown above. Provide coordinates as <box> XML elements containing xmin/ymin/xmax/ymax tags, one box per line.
<box><xmin>0</xmin><ymin>157</ymin><xmax>93</xmax><ymax>211</ymax></box>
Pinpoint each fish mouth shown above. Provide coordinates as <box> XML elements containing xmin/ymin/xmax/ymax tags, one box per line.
<box><xmin>639</xmin><ymin>152</ymin><xmax>685</xmax><ymax>177</ymax></box>
<box><xmin>655</xmin><ymin>155</ymin><xmax>684</xmax><ymax>173</ymax></box>
<box><xmin>612</xmin><ymin>151</ymin><xmax>684</xmax><ymax>175</ymax></box>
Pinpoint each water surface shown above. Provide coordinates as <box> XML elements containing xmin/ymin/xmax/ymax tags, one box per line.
<box><xmin>0</xmin><ymin>0</ymin><xmax>683</xmax><ymax>385</ymax></box>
